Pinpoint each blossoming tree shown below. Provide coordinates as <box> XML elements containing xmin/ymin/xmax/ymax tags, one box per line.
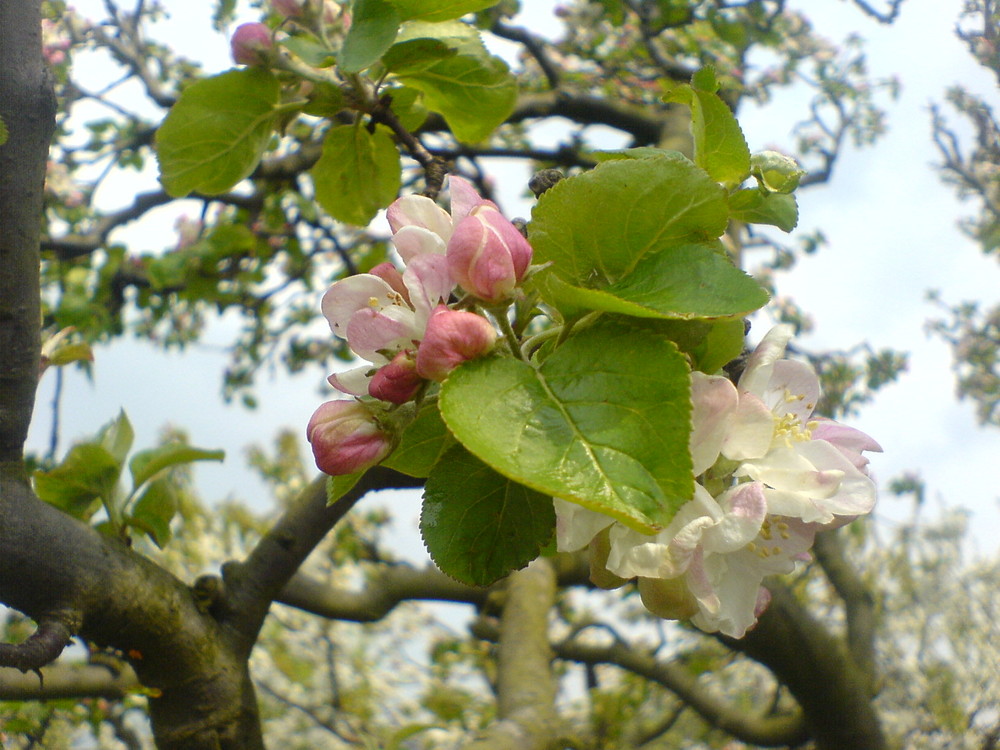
<box><xmin>5</xmin><ymin>1</ymin><xmax>991</xmax><ymax>748</ymax></box>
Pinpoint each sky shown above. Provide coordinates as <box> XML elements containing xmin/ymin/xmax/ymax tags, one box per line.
<box><xmin>24</xmin><ymin>0</ymin><xmax>1000</xmax><ymax>561</ymax></box>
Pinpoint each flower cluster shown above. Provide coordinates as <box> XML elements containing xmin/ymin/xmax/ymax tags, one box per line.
<box><xmin>554</xmin><ymin>326</ymin><xmax>882</xmax><ymax>638</ymax></box>
<box><xmin>307</xmin><ymin>177</ymin><xmax>532</xmax><ymax>476</ymax></box>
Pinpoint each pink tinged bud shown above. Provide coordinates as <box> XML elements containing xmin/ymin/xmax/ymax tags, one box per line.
<box><xmin>368</xmin><ymin>350</ymin><xmax>423</xmax><ymax>404</ymax></box>
<box><xmin>447</xmin><ymin>175</ymin><xmax>495</xmax><ymax>223</ymax></box>
<box><xmin>231</xmin><ymin>23</ymin><xmax>273</xmax><ymax>66</ymax></box>
<box><xmin>416</xmin><ymin>305</ymin><xmax>496</xmax><ymax>381</ymax></box>
<box><xmin>306</xmin><ymin>400</ymin><xmax>393</xmax><ymax>476</ymax></box>
<box><xmin>446</xmin><ymin>205</ymin><xmax>533</xmax><ymax>303</ymax></box>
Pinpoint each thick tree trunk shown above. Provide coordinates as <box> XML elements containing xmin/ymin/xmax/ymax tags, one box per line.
<box><xmin>0</xmin><ymin>0</ymin><xmax>54</xmax><ymax>462</ymax></box>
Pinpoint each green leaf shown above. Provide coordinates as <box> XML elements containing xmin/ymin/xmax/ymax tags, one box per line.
<box><xmin>43</xmin><ymin>342</ymin><xmax>94</xmax><ymax>367</ymax></box>
<box><xmin>311</xmin><ymin>123</ymin><xmax>402</xmax><ymax>226</ymax></box>
<box><xmin>696</xmin><ymin>318</ymin><xmax>747</xmax><ymax>373</ymax></box>
<box><xmin>440</xmin><ymin>321</ymin><xmax>693</xmax><ymax>532</ymax></box>
<box><xmin>392</xmin><ymin>31</ymin><xmax>517</xmax><ymax>142</ymax></box>
<box><xmin>34</xmin><ymin>443</ymin><xmax>122</xmax><ymax>520</ymax></box>
<box><xmin>382</xmin><ymin>38</ymin><xmax>456</xmax><ymax>73</ymax></box>
<box><xmin>381</xmin><ymin>397</ymin><xmax>455</xmax><ymax>478</ymax></box>
<box><xmin>128</xmin><ymin>478</ymin><xmax>177</xmax><ymax>548</ymax></box>
<box><xmin>281</xmin><ymin>36</ymin><xmax>336</xmax><ymax>68</ymax></box>
<box><xmin>728</xmin><ymin>188</ymin><xmax>798</xmax><ymax>232</ymax></box>
<box><xmin>386</xmin><ymin>86</ymin><xmax>429</xmax><ymax>131</ymax></box>
<box><xmin>529</xmin><ymin>156</ymin><xmax>729</xmax><ymax>288</ymax></box>
<box><xmin>421</xmin><ymin>445</ymin><xmax>555</xmax><ymax>586</ymax></box>
<box><xmin>0</xmin><ymin>115</ymin><xmax>8</xmax><ymax>146</ymax></box>
<box><xmin>624</xmin><ymin>318</ymin><xmax>747</xmax><ymax>374</ymax></box>
<box><xmin>98</xmin><ymin>410</ymin><xmax>134</xmax><ymax>466</ymax></box>
<box><xmin>327</xmin><ymin>472</ymin><xmax>364</xmax><ymax>505</ymax></box>
<box><xmin>156</xmin><ymin>68</ymin><xmax>281</xmax><ymax>197</ymax></box>
<box><xmin>301</xmin><ymin>81</ymin><xmax>345</xmax><ymax>117</ymax></box>
<box><xmin>536</xmin><ymin>241</ymin><xmax>768</xmax><ymax>320</ymax></box>
<box><xmin>129</xmin><ymin>444</ymin><xmax>225</xmax><ymax>490</ymax></box>
<box><xmin>663</xmin><ymin>72</ymin><xmax>750</xmax><ymax>189</ymax></box>
<box><xmin>340</xmin><ymin>0</ymin><xmax>402</xmax><ymax>73</ymax></box>
<box><xmin>589</xmin><ymin>146</ymin><xmax>686</xmax><ymax>163</ymax></box>
<box><xmin>388</xmin><ymin>0</ymin><xmax>498</xmax><ymax>22</ymax></box>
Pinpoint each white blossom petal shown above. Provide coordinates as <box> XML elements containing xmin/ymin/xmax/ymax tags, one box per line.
<box><xmin>553</xmin><ymin>498</ymin><xmax>614</xmax><ymax>552</ymax></box>
<box><xmin>690</xmin><ymin>373</ymin><xmax>738</xmax><ymax>475</ymax></box>
<box><xmin>721</xmin><ymin>391</ymin><xmax>774</xmax><ymax>461</ymax></box>
<box><xmin>327</xmin><ymin>366</ymin><xmax>376</xmax><ymax>397</ymax></box>
<box><xmin>321</xmin><ymin>274</ymin><xmax>398</xmax><ymax>338</ymax></box>
<box><xmin>738</xmin><ymin>324</ymin><xmax>794</xmax><ymax>396</ymax></box>
<box><xmin>387</xmin><ymin>195</ymin><xmax>452</xmax><ymax>239</ymax></box>
<box><xmin>392</xmin><ymin>225</ymin><xmax>447</xmax><ymax>263</ymax></box>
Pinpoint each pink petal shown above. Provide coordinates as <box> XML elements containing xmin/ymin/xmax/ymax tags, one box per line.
<box><xmin>447</xmin><ymin>175</ymin><xmax>493</xmax><ymax>223</ymax></box>
<box><xmin>402</xmin><ymin>253</ymin><xmax>454</xmax><ymax>329</ymax></box>
<box><xmin>321</xmin><ymin>274</ymin><xmax>399</xmax><ymax>338</ymax></box>
<box><xmin>345</xmin><ymin>305</ymin><xmax>419</xmax><ymax>362</ymax></box>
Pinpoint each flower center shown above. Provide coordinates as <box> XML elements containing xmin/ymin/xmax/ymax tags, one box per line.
<box><xmin>747</xmin><ymin>518</ymin><xmax>792</xmax><ymax>558</ymax></box>
<box><xmin>772</xmin><ymin>400</ymin><xmax>818</xmax><ymax>447</ymax></box>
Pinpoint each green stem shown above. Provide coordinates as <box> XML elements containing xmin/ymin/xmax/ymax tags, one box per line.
<box><xmin>494</xmin><ymin>307</ymin><xmax>526</xmax><ymax>361</ymax></box>
<box><xmin>520</xmin><ymin>326</ymin><xmax>561</xmax><ymax>359</ymax></box>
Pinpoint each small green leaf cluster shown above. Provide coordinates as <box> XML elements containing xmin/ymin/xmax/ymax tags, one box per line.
<box><xmin>33</xmin><ymin>411</ymin><xmax>224</xmax><ymax>547</ymax></box>
<box><xmin>155</xmin><ymin>2</ymin><xmax>517</xmax><ymax>227</ymax></box>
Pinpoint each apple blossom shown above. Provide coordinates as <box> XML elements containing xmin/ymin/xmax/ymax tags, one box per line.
<box><xmin>415</xmin><ymin>305</ymin><xmax>497</xmax><ymax>382</ymax></box>
<box><xmin>387</xmin><ymin>175</ymin><xmax>491</xmax><ymax>263</ymax></box>
<box><xmin>321</xmin><ymin>253</ymin><xmax>453</xmax><ymax>397</ymax></box>
<box><xmin>446</xmin><ymin>203</ymin><xmax>533</xmax><ymax>303</ymax></box>
<box><xmin>230</xmin><ymin>23</ymin><xmax>273</xmax><ymax>66</ymax></box>
<box><xmin>306</xmin><ymin>400</ymin><xmax>394</xmax><ymax>476</ymax></box>
<box><xmin>551</xmin><ymin>324</ymin><xmax>882</xmax><ymax>638</ymax></box>
<box><xmin>690</xmin><ymin>326</ymin><xmax>882</xmax><ymax>525</ymax></box>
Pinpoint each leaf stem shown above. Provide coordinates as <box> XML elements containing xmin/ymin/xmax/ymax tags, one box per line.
<box><xmin>494</xmin><ymin>307</ymin><xmax>526</xmax><ymax>361</ymax></box>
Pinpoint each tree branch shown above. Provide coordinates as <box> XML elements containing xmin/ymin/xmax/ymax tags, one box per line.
<box><xmin>553</xmin><ymin>634</ymin><xmax>807</xmax><ymax>747</ymax></box>
<box><xmin>0</xmin><ymin>470</ymin><xmax>263</xmax><ymax>749</ymax></box>
<box><xmin>219</xmin><ymin>467</ymin><xmax>424</xmax><ymax>655</ymax></box>
<box><xmin>0</xmin><ymin>0</ymin><xmax>56</xmax><ymax>462</ymax></box>
<box><xmin>812</xmin><ymin>528</ymin><xmax>879</xmax><ymax>691</ymax></box>
<box><xmin>277</xmin><ymin>564</ymin><xmax>489</xmax><ymax>621</ymax></box>
<box><xmin>464</xmin><ymin>558</ymin><xmax>563</xmax><ymax>750</ymax></box>
<box><xmin>719</xmin><ymin>583</ymin><xmax>887</xmax><ymax>750</ymax></box>
<box><xmin>0</xmin><ymin>662</ymin><xmax>140</xmax><ymax>700</ymax></box>
<box><xmin>41</xmin><ymin>189</ymin><xmax>264</xmax><ymax>260</ymax></box>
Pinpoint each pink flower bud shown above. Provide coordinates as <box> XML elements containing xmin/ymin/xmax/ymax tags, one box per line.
<box><xmin>415</xmin><ymin>305</ymin><xmax>496</xmax><ymax>381</ymax></box>
<box><xmin>446</xmin><ymin>205</ymin><xmax>532</xmax><ymax>303</ymax></box>
<box><xmin>306</xmin><ymin>400</ymin><xmax>393</xmax><ymax>475</ymax></box>
<box><xmin>368</xmin><ymin>350</ymin><xmax>423</xmax><ymax>404</ymax></box>
<box><xmin>230</xmin><ymin>23</ymin><xmax>273</xmax><ymax>66</ymax></box>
